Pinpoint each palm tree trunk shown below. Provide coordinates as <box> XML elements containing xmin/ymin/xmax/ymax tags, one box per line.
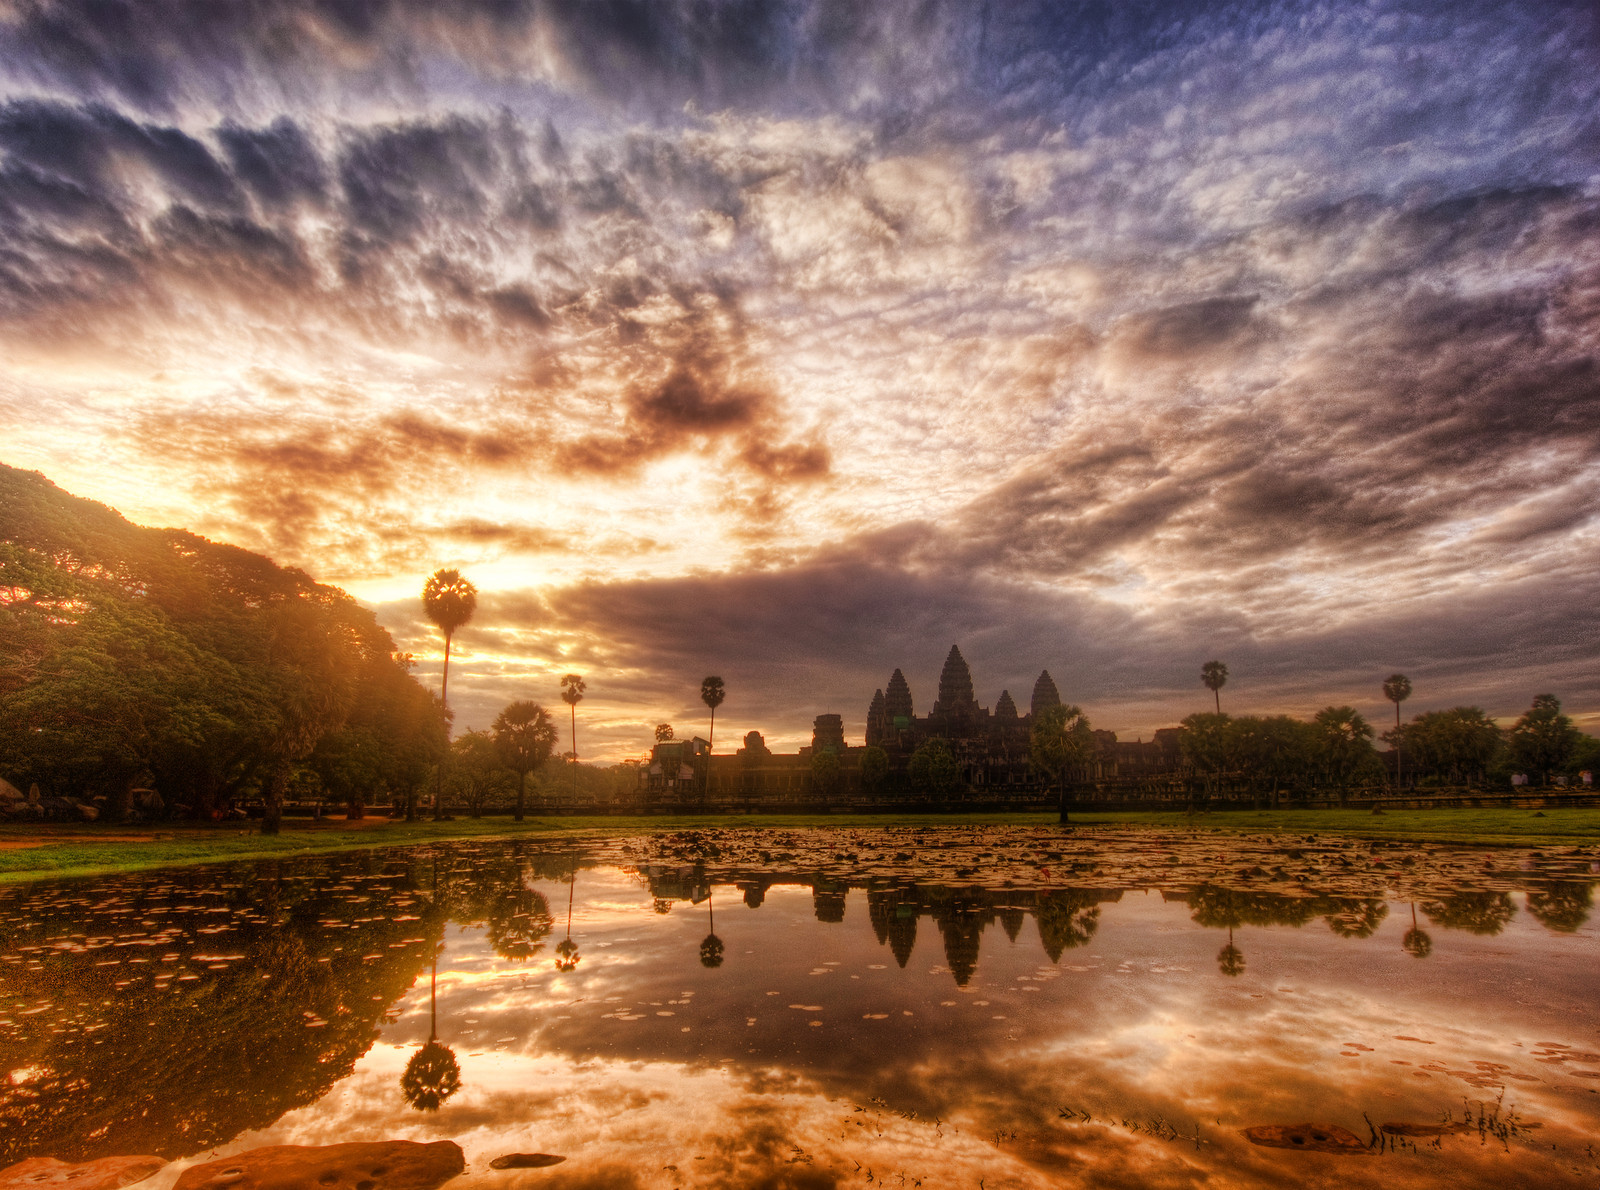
<box><xmin>515</xmin><ymin>769</ymin><xmax>526</xmax><ymax>822</ymax></box>
<box><xmin>705</xmin><ymin>707</ymin><xmax>716</xmax><ymax>803</ymax></box>
<box><xmin>1213</xmin><ymin>688</ymin><xmax>1220</xmax><ymax>714</ymax></box>
<box><xmin>570</xmin><ymin>703</ymin><xmax>578</xmax><ymax>800</ymax></box>
<box><xmin>435</xmin><ymin>631</ymin><xmax>452</xmax><ymax>822</ymax></box>
<box><xmin>261</xmin><ymin>757</ymin><xmax>290</xmax><ymax>836</ymax></box>
<box><xmin>1394</xmin><ymin>702</ymin><xmax>1402</xmax><ymax>791</ymax></box>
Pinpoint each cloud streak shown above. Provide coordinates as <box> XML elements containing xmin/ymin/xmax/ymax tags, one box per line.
<box><xmin>1</xmin><ymin>0</ymin><xmax>1597</xmax><ymax>753</ymax></box>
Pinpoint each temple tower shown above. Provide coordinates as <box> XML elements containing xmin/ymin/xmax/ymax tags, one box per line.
<box><xmin>812</xmin><ymin>713</ymin><xmax>845</xmax><ymax>754</ymax></box>
<box><xmin>884</xmin><ymin>669</ymin><xmax>914</xmax><ymax>726</ymax></box>
<box><xmin>995</xmin><ymin>690</ymin><xmax>1018</xmax><ymax>720</ymax></box>
<box><xmin>935</xmin><ymin>645</ymin><xmax>976</xmax><ymax>712</ymax></box>
<box><xmin>866</xmin><ymin>689</ymin><xmax>887</xmax><ymax>746</ymax></box>
<box><xmin>1031</xmin><ymin>670</ymin><xmax>1061</xmax><ymax>717</ymax></box>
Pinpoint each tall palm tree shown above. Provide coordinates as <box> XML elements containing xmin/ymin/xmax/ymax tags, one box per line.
<box><xmin>700</xmin><ymin>676</ymin><xmax>725</xmax><ymax>801</ymax></box>
<box><xmin>559</xmin><ymin>674</ymin><xmax>585</xmax><ymax>799</ymax></box>
<box><xmin>700</xmin><ymin>676</ymin><xmax>725</xmax><ymax>750</ymax></box>
<box><xmin>1201</xmin><ymin>660</ymin><xmax>1228</xmax><ymax>714</ymax></box>
<box><xmin>422</xmin><ymin>569</ymin><xmax>477</xmax><ymax>821</ymax></box>
<box><xmin>1383</xmin><ymin>674</ymin><xmax>1412</xmax><ymax>789</ymax></box>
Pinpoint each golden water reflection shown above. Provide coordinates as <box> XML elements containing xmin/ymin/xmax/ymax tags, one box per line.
<box><xmin>1</xmin><ymin>827</ymin><xmax>1597</xmax><ymax>1188</ymax></box>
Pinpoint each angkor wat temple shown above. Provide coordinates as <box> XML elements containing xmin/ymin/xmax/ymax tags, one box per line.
<box><xmin>863</xmin><ymin>645</ymin><xmax>1071</xmax><ymax>788</ymax></box>
<box><xmin>639</xmin><ymin>643</ymin><xmax>1185</xmax><ymax>805</ymax></box>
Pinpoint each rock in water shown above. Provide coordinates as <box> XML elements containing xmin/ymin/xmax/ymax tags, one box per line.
<box><xmin>172</xmin><ymin>1142</ymin><xmax>464</xmax><ymax>1190</ymax></box>
<box><xmin>489</xmin><ymin>1154</ymin><xmax>567</xmax><ymax>1170</ymax></box>
<box><xmin>0</xmin><ymin>1156</ymin><xmax>165</xmax><ymax>1189</ymax></box>
<box><xmin>1240</xmin><ymin>1123</ymin><xmax>1369</xmax><ymax>1154</ymax></box>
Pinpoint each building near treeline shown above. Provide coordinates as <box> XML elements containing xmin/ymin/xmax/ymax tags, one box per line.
<box><xmin>637</xmin><ymin>643</ymin><xmax>1185</xmax><ymax>804</ymax></box>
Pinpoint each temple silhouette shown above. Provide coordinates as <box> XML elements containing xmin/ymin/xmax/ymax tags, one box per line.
<box><xmin>640</xmin><ymin>644</ymin><xmax>1184</xmax><ymax>805</ymax></box>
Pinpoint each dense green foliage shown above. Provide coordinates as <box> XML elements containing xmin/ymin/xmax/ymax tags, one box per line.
<box><xmin>1177</xmin><ymin>695</ymin><xmax>1596</xmax><ymax>794</ymax></box>
<box><xmin>1028</xmin><ymin>703</ymin><xmax>1096</xmax><ymax>818</ymax></box>
<box><xmin>1393</xmin><ymin>706</ymin><xmax>1502</xmax><ymax>783</ymax></box>
<box><xmin>907</xmin><ymin>736</ymin><xmax>962</xmax><ymax>796</ymax></box>
<box><xmin>491</xmin><ymin>701</ymin><xmax>559</xmax><ymax>821</ymax></box>
<box><xmin>0</xmin><ymin>465</ymin><xmax>446</xmax><ymax>820</ymax></box>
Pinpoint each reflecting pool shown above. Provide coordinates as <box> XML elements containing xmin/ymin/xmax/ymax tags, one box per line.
<box><xmin>2</xmin><ymin>826</ymin><xmax>1598</xmax><ymax>1188</ymax></box>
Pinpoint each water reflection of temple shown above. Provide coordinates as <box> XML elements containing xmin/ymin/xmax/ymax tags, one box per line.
<box><xmin>632</xmin><ymin>862</ymin><xmax>1121</xmax><ymax>985</ymax></box>
<box><xmin>638</xmin><ymin>644</ymin><xmax>1186</xmax><ymax>805</ymax></box>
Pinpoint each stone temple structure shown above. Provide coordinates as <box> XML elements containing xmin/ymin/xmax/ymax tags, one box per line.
<box><xmin>867</xmin><ymin>645</ymin><xmax>1060</xmax><ymax>747</ymax></box>
<box><xmin>862</xmin><ymin>645</ymin><xmax>1069</xmax><ymax>789</ymax></box>
<box><xmin>640</xmin><ymin>643</ymin><xmax>1182</xmax><ymax>803</ymax></box>
<box><xmin>863</xmin><ymin>644</ymin><xmax>1181</xmax><ymax>791</ymax></box>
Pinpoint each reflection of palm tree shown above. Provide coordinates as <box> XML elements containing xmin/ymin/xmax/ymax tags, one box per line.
<box><xmin>1218</xmin><ymin>927</ymin><xmax>1245</xmax><ymax>977</ymax></box>
<box><xmin>1322</xmin><ymin>897</ymin><xmax>1389</xmax><ymax>939</ymax></box>
<box><xmin>699</xmin><ymin>886</ymin><xmax>724</xmax><ymax>968</ymax></box>
<box><xmin>1526</xmin><ymin>881</ymin><xmax>1594</xmax><ymax>933</ymax></box>
<box><xmin>1402</xmin><ymin>903</ymin><xmax>1432</xmax><ymax>958</ymax></box>
<box><xmin>1035</xmin><ymin>889</ymin><xmax>1103</xmax><ymax>962</ymax></box>
<box><xmin>485</xmin><ymin>883</ymin><xmax>553</xmax><ymax>962</ymax></box>
<box><xmin>402</xmin><ymin>950</ymin><xmax>462</xmax><ymax>1112</ymax></box>
<box><xmin>1422</xmin><ymin>891</ymin><xmax>1516</xmax><ymax>936</ymax></box>
<box><xmin>555</xmin><ymin>855</ymin><xmax>581</xmax><ymax>972</ymax></box>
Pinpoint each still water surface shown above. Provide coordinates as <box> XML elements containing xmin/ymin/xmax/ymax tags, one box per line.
<box><xmin>2</xmin><ymin>826</ymin><xmax>1598</xmax><ymax>1188</ymax></box>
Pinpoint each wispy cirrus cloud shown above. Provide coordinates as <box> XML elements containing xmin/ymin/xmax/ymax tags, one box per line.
<box><xmin>1</xmin><ymin>0</ymin><xmax>1598</xmax><ymax>753</ymax></box>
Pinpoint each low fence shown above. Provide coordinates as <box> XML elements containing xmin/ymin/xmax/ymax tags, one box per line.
<box><xmin>204</xmin><ymin>784</ymin><xmax>1600</xmax><ymax>822</ymax></box>
<box><xmin>422</xmin><ymin>787</ymin><xmax>1600</xmax><ymax>818</ymax></box>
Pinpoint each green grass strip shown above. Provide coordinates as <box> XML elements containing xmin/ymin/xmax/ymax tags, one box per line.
<box><xmin>1</xmin><ymin>807</ymin><xmax>1595</xmax><ymax>884</ymax></box>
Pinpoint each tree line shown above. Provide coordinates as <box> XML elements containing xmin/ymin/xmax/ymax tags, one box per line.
<box><xmin>1021</xmin><ymin>660</ymin><xmax>1598</xmax><ymax>822</ymax></box>
<box><xmin>4</xmin><ymin>467</ymin><xmax>1594</xmax><ymax>823</ymax></box>
<box><xmin>0</xmin><ymin>470</ymin><xmax>627</xmax><ymax>828</ymax></box>
<box><xmin>0</xmin><ymin>466</ymin><xmax>445</xmax><ymax>829</ymax></box>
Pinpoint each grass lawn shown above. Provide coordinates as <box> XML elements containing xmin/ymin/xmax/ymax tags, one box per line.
<box><xmin>1</xmin><ymin>806</ymin><xmax>1595</xmax><ymax>884</ymax></box>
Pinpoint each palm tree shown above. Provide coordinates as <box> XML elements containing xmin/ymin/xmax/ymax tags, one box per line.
<box><xmin>699</xmin><ymin>886</ymin><xmax>724</xmax><ymax>968</ymax></box>
<box><xmin>492</xmin><ymin>701</ymin><xmax>558</xmax><ymax>822</ymax></box>
<box><xmin>1383</xmin><ymin>674</ymin><xmax>1412</xmax><ymax>789</ymax></box>
<box><xmin>1028</xmin><ymin>703</ymin><xmax>1095</xmax><ymax>823</ymax></box>
<box><xmin>559</xmin><ymin>674</ymin><xmax>585</xmax><ymax>799</ymax></box>
<box><xmin>1201</xmin><ymin>660</ymin><xmax>1228</xmax><ymax>713</ymax></box>
<box><xmin>700</xmin><ymin>676</ymin><xmax>725</xmax><ymax>801</ymax></box>
<box><xmin>422</xmin><ymin>569</ymin><xmax>477</xmax><ymax>821</ymax></box>
<box><xmin>655</xmin><ymin>723</ymin><xmax>674</xmax><ymax>742</ymax></box>
<box><xmin>700</xmin><ymin>676</ymin><xmax>725</xmax><ymax>750</ymax></box>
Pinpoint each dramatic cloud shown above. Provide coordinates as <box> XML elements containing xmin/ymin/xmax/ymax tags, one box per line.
<box><xmin>2</xmin><ymin>0</ymin><xmax>1597</xmax><ymax>754</ymax></box>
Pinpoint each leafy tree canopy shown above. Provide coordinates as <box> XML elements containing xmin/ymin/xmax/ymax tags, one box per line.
<box><xmin>0</xmin><ymin>464</ymin><xmax>445</xmax><ymax>816</ymax></box>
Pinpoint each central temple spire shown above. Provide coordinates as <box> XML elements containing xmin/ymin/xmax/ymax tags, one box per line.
<box><xmin>937</xmin><ymin>644</ymin><xmax>975</xmax><ymax>711</ymax></box>
<box><xmin>1031</xmin><ymin>670</ymin><xmax>1061</xmax><ymax>717</ymax></box>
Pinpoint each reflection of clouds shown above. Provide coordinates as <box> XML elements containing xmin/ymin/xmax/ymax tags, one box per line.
<box><xmin>134</xmin><ymin>864</ymin><xmax>1600</xmax><ymax>1189</ymax></box>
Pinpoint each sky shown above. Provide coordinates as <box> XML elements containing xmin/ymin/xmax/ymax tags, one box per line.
<box><xmin>1</xmin><ymin>0</ymin><xmax>1597</xmax><ymax>759</ymax></box>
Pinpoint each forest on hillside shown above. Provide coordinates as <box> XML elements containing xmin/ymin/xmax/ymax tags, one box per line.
<box><xmin>0</xmin><ymin>464</ymin><xmax>445</xmax><ymax>827</ymax></box>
